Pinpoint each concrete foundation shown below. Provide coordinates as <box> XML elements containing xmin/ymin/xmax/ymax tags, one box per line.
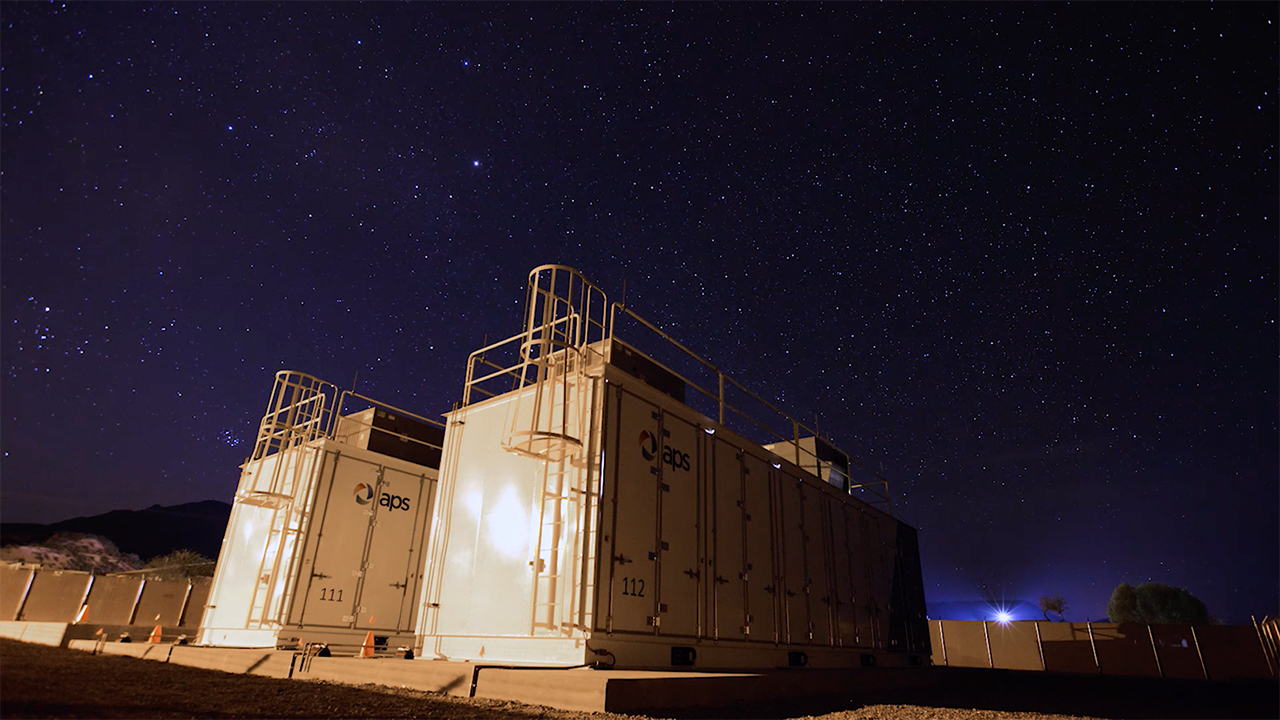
<box><xmin>60</xmin><ymin>638</ymin><xmax>938</xmax><ymax>714</ymax></box>
<box><xmin>1</xmin><ymin>621</ymin><xmax>199</xmax><ymax>648</ymax></box>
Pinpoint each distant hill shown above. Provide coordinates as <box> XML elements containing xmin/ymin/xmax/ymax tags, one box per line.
<box><xmin>0</xmin><ymin>500</ymin><xmax>231</xmax><ymax>561</ymax></box>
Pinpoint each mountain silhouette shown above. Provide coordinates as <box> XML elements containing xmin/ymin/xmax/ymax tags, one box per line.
<box><xmin>0</xmin><ymin>500</ymin><xmax>231</xmax><ymax>561</ymax></box>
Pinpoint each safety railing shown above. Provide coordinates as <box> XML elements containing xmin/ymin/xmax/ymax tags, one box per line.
<box><xmin>607</xmin><ymin>301</ymin><xmax>892</xmax><ymax>513</ymax></box>
<box><xmin>461</xmin><ymin>265</ymin><xmax>610</xmax><ymax>409</ymax></box>
<box><xmin>457</xmin><ymin>267</ymin><xmax>892</xmax><ymax>513</ymax></box>
<box><xmin>247</xmin><ymin>372</ymin><xmax>340</xmax><ymax>466</ymax></box>
<box><xmin>244</xmin><ymin>371</ymin><xmax>445</xmax><ymax>470</ymax></box>
<box><xmin>332</xmin><ymin>388</ymin><xmax>446</xmax><ymax>452</ymax></box>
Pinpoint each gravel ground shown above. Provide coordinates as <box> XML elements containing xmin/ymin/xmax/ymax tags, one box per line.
<box><xmin>2</xmin><ymin>638</ymin><xmax>1271</xmax><ymax>720</ymax></box>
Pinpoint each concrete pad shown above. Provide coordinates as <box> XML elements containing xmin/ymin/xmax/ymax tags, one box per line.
<box><xmin>167</xmin><ymin>646</ymin><xmax>296</xmax><ymax>678</ymax></box>
<box><xmin>296</xmin><ymin>656</ymin><xmax>474</xmax><ymax>697</ymax></box>
<box><xmin>474</xmin><ymin>667</ymin><xmax>613</xmax><ymax>712</ymax></box>
<box><xmin>0</xmin><ymin>621</ymin><xmax>69</xmax><ymax>647</ymax></box>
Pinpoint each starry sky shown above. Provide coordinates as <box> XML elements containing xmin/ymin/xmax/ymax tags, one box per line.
<box><xmin>2</xmin><ymin>3</ymin><xmax>1276</xmax><ymax>625</ymax></box>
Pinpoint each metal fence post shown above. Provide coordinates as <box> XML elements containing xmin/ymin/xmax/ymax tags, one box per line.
<box><xmin>1086</xmin><ymin>621</ymin><xmax>1101</xmax><ymax>673</ymax></box>
<box><xmin>1190</xmin><ymin>625</ymin><xmax>1209</xmax><ymax>680</ymax></box>
<box><xmin>10</xmin><ymin>568</ymin><xmax>36</xmax><ymax>621</ymax></box>
<box><xmin>1147</xmin><ymin>624</ymin><xmax>1163</xmax><ymax>678</ymax></box>
<box><xmin>1252</xmin><ymin>615</ymin><xmax>1276</xmax><ymax>677</ymax></box>
<box><xmin>983</xmin><ymin>620</ymin><xmax>993</xmax><ymax>668</ymax></box>
<box><xmin>938</xmin><ymin>619</ymin><xmax>948</xmax><ymax>666</ymax></box>
<box><xmin>1034</xmin><ymin>620</ymin><xmax>1046</xmax><ymax>671</ymax></box>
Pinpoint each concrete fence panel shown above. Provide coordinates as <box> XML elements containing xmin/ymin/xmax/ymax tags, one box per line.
<box><xmin>133</xmin><ymin>580</ymin><xmax>190</xmax><ymax>626</ymax></box>
<box><xmin>0</xmin><ymin>566</ymin><xmax>35</xmax><ymax>621</ymax></box>
<box><xmin>1150</xmin><ymin>624</ymin><xmax>1206</xmax><ymax>679</ymax></box>
<box><xmin>1089</xmin><ymin>623</ymin><xmax>1160</xmax><ymax>677</ymax></box>
<box><xmin>17</xmin><ymin>570</ymin><xmax>92</xmax><ymax>622</ymax></box>
<box><xmin>1196</xmin><ymin>625</ymin><xmax>1273</xmax><ymax>680</ymax></box>
<box><xmin>1039</xmin><ymin>622</ymin><xmax>1099</xmax><ymax>674</ymax></box>
<box><xmin>988</xmin><ymin>621</ymin><xmax>1043</xmax><ymax>671</ymax></box>
<box><xmin>939</xmin><ymin>620</ymin><xmax>989</xmax><ymax>668</ymax></box>
<box><xmin>82</xmin><ymin>576</ymin><xmax>145</xmax><ymax>625</ymax></box>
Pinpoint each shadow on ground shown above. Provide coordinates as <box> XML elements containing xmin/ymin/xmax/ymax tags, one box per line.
<box><xmin>652</xmin><ymin>667</ymin><xmax>1279</xmax><ymax>720</ymax></box>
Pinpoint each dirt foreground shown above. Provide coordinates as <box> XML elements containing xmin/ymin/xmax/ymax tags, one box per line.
<box><xmin>0</xmin><ymin>638</ymin><xmax>1267</xmax><ymax>720</ymax></box>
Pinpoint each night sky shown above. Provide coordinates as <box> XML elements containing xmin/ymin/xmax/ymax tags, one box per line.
<box><xmin>2</xmin><ymin>4</ymin><xmax>1276</xmax><ymax>625</ymax></box>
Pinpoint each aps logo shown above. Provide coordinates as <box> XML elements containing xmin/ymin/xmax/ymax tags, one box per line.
<box><xmin>353</xmin><ymin>483</ymin><xmax>374</xmax><ymax>505</ymax></box>
<box><xmin>352</xmin><ymin>483</ymin><xmax>412</xmax><ymax>512</ymax></box>
<box><xmin>639</xmin><ymin>430</ymin><xmax>691</xmax><ymax>472</ymax></box>
<box><xmin>638</xmin><ymin>430</ymin><xmax>658</xmax><ymax>461</ymax></box>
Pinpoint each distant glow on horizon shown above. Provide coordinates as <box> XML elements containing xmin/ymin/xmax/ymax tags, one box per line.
<box><xmin>995</xmin><ymin>610</ymin><xmax>1013</xmax><ymax>625</ymax></box>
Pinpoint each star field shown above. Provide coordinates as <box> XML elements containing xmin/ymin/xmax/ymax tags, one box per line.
<box><xmin>2</xmin><ymin>3</ymin><xmax>1276</xmax><ymax>624</ymax></box>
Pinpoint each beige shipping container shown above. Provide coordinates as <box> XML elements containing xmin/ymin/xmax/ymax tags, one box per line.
<box><xmin>415</xmin><ymin>266</ymin><xmax>928</xmax><ymax>670</ymax></box>
<box><xmin>198</xmin><ymin>373</ymin><xmax>442</xmax><ymax>651</ymax></box>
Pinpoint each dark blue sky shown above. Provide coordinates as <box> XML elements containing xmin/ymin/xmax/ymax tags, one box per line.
<box><xmin>2</xmin><ymin>3</ymin><xmax>1276</xmax><ymax>624</ymax></box>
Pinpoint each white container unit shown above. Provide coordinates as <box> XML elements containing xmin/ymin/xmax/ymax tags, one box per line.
<box><xmin>415</xmin><ymin>266</ymin><xmax>928</xmax><ymax>669</ymax></box>
<box><xmin>198</xmin><ymin>373</ymin><xmax>442</xmax><ymax>650</ymax></box>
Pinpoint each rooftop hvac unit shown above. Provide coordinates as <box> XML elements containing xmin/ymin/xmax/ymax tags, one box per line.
<box><xmin>197</xmin><ymin>374</ymin><xmax>443</xmax><ymax>651</ymax></box>
<box><xmin>414</xmin><ymin>265</ymin><xmax>928</xmax><ymax>670</ymax></box>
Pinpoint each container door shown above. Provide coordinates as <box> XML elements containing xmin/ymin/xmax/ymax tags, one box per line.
<box><xmin>860</xmin><ymin>512</ymin><xmax>887</xmax><ymax>648</ymax></box>
<box><xmin>296</xmin><ymin>454</ymin><xmax>380</xmax><ymax>628</ymax></box>
<box><xmin>355</xmin><ymin>467</ymin><xmax>431</xmax><ymax>631</ymax></box>
<box><xmin>710</xmin><ymin>439</ymin><xmax>747</xmax><ymax>640</ymax></box>
<box><xmin>847</xmin><ymin>507</ymin><xmax>872</xmax><ymax>647</ymax></box>
<box><xmin>607</xmin><ymin>389</ymin><xmax>660</xmax><ymax>634</ymax></box>
<box><xmin>829</xmin><ymin>502</ymin><xmax>860</xmax><ymax>647</ymax></box>
<box><xmin>656</xmin><ymin>412</ymin><xmax>700</xmax><ymax>637</ymax></box>
<box><xmin>778</xmin><ymin>472</ymin><xmax>810</xmax><ymax>644</ymax></box>
<box><xmin>741</xmin><ymin>452</ymin><xmax>777</xmax><ymax>643</ymax></box>
<box><xmin>802</xmin><ymin>485</ymin><xmax>833</xmax><ymax>646</ymax></box>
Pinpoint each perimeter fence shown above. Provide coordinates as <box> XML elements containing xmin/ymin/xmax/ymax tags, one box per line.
<box><xmin>928</xmin><ymin>618</ymin><xmax>1277</xmax><ymax>680</ymax></box>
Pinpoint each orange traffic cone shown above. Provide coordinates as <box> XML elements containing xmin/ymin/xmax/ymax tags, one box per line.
<box><xmin>359</xmin><ymin>630</ymin><xmax>375</xmax><ymax>658</ymax></box>
<box><xmin>148</xmin><ymin>625</ymin><xmax>163</xmax><ymax>644</ymax></box>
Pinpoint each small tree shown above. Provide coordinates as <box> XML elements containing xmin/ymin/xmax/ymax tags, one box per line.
<box><xmin>144</xmin><ymin>549</ymin><xmax>216</xmax><ymax>581</ymax></box>
<box><xmin>1107</xmin><ymin>583</ymin><xmax>1140</xmax><ymax>623</ymax></box>
<box><xmin>1039</xmin><ymin>594</ymin><xmax>1068</xmax><ymax>621</ymax></box>
<box><xmin>1107</xmin><ymin>582</ymin><xmax>1209</xmax><ymax>625</ymax></box>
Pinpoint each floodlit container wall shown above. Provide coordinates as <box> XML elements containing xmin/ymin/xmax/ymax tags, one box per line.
<box><xmin>200</xmin><ymin>443</ymin><xmax>323</xmax><ymax>646</ymax></box>
<box><xmin>417</xmin><ymin>376</ymin><xmax>602</xmax><ymax>664</ymax></box>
